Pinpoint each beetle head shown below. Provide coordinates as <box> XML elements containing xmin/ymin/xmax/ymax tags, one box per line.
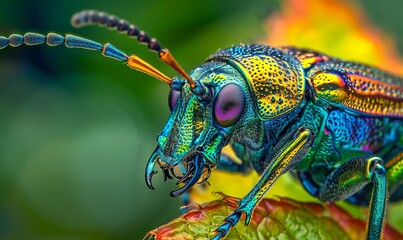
<box><xmin>143</xmin><ymin>44</ymin><xmax>305</xmax><ymax>197</ymax></box>
<box><xmin>146</xmin><ymin>61</ymin><xmax>259</xmax><ymax>197</ymax></box>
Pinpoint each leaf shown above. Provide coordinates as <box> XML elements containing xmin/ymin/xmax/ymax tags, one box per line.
<box><xmin>145</xmin><ymin>195</ymin><xmax>402</xmax><ymax>240</ymax></box>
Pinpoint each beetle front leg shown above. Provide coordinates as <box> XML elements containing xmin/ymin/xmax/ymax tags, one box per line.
<box><xmin>318</xmin><ymin>155</ymin><xmax>387</xmax><ymax>240</ymax></box>
<box><xmin>212</xmin><ymin>127</ymin><xmax>315</xmax><ymax>240</ymax></box>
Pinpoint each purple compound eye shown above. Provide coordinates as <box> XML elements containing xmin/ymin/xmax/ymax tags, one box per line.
<box><xmin>168</xmin><ymin>89</ymin><xmax>180</xmax><ymax>111</ymax></box>
<box><xmin>213</xmin><ymin>84</ymin><xmax>245</xmax><ymax>127</ymax></box>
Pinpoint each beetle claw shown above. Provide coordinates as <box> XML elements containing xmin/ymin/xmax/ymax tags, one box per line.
<box><xmin>177</xmin><ymin>162</ymin><xmax>195</xmax><ymax>185</ymax></box>
<box><xmin>162</xmin><ymin>168</ymin><xmax>174</xmax><ymax>182</ymax></box>
<box><xmin>199</xmin><ymin>166</ymin><xmax>211</xmax><ymax>184</ymax></box>
<box><xmin>170</xmin><ymin>155</ymin><xmax>205</xmax><ymax>197</ymax></box>
<box><xmin>145</xmin><ymin>147</ymin><xmax>160</xmax><ymax>190</ymax></box>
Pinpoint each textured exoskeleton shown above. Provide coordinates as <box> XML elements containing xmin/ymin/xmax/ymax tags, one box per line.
<box><xmin>1</xmin><ymin>10</ymin><xmax>402</xmax><ymax>240</ymax></box>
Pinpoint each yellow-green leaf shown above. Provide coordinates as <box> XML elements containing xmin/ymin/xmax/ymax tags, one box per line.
<box><xmin>146</xmin><ymin>196</ymin><xmax>402</xmax><ymax>240</ymax></box>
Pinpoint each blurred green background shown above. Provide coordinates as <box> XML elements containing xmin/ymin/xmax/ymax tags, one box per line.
<box><xmin>0</xmin><ymin>0</ymin><xmax>402</xmax><ymax>239</ymax></box>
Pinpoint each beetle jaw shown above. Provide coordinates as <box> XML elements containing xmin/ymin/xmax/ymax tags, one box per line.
<box><xmin>145</xmin><ymin>147</ymin><xmax>217</xmax><ymax>197</ymax></box>
<box><xmin>145</xmin><ymin>134</ymin><xmax>226</xmax><ymax>197</ymax></box>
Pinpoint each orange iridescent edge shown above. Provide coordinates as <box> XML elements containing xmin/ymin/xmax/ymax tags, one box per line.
<box><xmin>278</xmin><ymin>47</ymin><xmax>332</xmax><ymax>69</ymax></box>
<box><xmin>311</xmin><ymin>72</ymin><xmax>403</xmax><ymax>117</ymax></box>
<box><xmin>348</xmin><ymin>74</ymin><xmax>402</xmax><ymax>98</ymax></box>
<box><xmin>346</xmin><ymin>74</ymin><xmax>403</xmax><ymax>116</ymax></box>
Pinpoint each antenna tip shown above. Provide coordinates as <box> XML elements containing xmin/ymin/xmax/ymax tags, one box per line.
<box><xmin>159</xmin><ymin>49</ymin><xmax>195</xmax><ymax>88</ymax></box>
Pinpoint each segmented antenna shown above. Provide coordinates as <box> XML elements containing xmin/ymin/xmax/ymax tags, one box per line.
<box><xmin>0</xmin><ymin>32</ymin><xmax>172</xmax><ymax>84</ymax></box>
<box><xmin>71</xmin><ymin>10</ymin><xmax>196</xmax><ymax>88</ymax></box>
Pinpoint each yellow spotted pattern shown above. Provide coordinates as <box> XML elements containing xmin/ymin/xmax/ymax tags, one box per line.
<box><xmin>233</xmin><ymin>56</ymin><xmax>305</xmax><ymax>119</ymax></box>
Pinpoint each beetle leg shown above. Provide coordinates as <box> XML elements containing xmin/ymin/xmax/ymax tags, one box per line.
<box><xmin>318</xmin><ymin>155</ymin><xmax>387</xmax><ymax>240</ymax></box>
<box><xmin>212</xmin><ymin>127</ymin><xmax>314</xmax><ymax>240</ymax></box>
<box><xmin>385</xmin><ymin>148</ymin><xmax>403</xmax><ymax>198</ymax></box>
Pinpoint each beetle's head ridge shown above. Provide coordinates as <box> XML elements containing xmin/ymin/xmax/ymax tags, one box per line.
<box><xmin>145</xmin><ymin>60</ymin><xmax>259</xmax><ymax>196</ymax></box>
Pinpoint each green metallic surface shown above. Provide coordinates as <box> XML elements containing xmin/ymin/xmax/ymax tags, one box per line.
<box><xmin>368</xmin><ymin>162</ymin><xmax>387</xmax><ymax>240</ymax></box>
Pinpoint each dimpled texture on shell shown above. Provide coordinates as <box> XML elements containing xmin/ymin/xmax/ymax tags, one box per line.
<box><xmin>208</xmin><ymin>44</ymin><xmax>305</xmax><ymax>119</ymax></box>
<box><xmin>309</xmin><ymin>61</ymin><xmax>403</xmax><ymax>118</ymax></box>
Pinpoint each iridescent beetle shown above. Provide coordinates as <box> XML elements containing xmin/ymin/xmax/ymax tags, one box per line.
<box><xmin>1</xmin><ymin>10</ymin><xmax>402</xmax><ymax>240</ymax></box>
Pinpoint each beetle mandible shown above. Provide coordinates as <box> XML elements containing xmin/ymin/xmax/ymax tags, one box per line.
<box><xmin>1</xmin><ymin>10</ymin><xmax>402</xmax><ymax>240</ymax></box>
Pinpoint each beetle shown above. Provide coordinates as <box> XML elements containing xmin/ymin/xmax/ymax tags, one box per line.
<box><xmin>1</xmin><ymin>10</ymin><xmax>402</xmax><ymax>240</ymax></box>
